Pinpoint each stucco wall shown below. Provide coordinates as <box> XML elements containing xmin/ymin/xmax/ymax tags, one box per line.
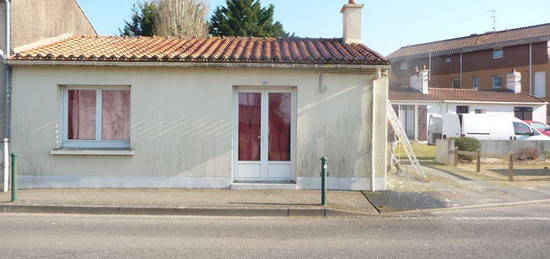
<box><xmin>11</xmin><ymin>66</ymin><xmax>388</xmax><ymax>190</ymax></box>
<box><xmin>4</xmin><ymin>0</ymin><xmax>96</xmax><ymax>50</ymax></box>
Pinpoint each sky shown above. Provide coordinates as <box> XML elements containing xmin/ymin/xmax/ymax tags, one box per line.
<box><xmin>78</xmin><ymin>0</ymin><xmax>550</xmax><ymax>56</ymax></box>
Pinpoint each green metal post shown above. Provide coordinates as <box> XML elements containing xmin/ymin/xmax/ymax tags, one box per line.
<box><xmin>321</xmin><ymin>157</ymin><xmax>328</xmax><ymax>206</ymax></box>
<box><xmin>10</xmin><ymin>153</ymin><xmax>17</xmax><ymax>202</ymax></box>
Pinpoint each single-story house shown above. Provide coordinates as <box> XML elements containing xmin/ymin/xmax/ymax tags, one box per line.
<box><xmin>390</xmin><ymin>69</ymin><xmax>548</xmax><ymax>143</ymax></box>
<box><xmin>6</xmin><ymin>1</ymin><xmax>391</xmax><ymax>191</ymax></box>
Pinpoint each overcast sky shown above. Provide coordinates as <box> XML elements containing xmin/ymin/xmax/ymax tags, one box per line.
<box><xmin>79</xmin><ymin>0</ymin><xmax>550</xmax><ymax>56</ymax></box>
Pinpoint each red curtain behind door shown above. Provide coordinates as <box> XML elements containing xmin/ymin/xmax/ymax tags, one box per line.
<box><xmin>269</xmin><ymin>93</ymin><xmax>291</xmax><ymax>161</ymax></box>
<box><xmin>239</xmin><ymin>93</ymin><xmax>261</xmax><ymax>161</ymax></box>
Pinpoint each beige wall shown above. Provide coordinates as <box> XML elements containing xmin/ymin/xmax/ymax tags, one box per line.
<box><xmin>11</xmin><ymin>65</ymin><xmax>388</xmax><ymax>190</ymax></box>
<box><xmin>0</xmin><ymin>0</ymin><xmax>96</xmax><ymax>52</ymax></box>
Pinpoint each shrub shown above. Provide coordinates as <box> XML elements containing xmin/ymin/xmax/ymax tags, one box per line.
<box><xmin>516</xmin><ymin>147</ymin><xmax>540</xmax><ymax>161</ymax></box>
<box><xmin>451</xmin><ymin>137</ymin><xmax>480</xmax><ymax>161</ymax></box>
<box><xmin>545</xmin><ymin>151</ymin><xmax>550</xmax><ymax>161</ymax></box>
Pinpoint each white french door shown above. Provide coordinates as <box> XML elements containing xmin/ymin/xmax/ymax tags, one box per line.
<box><xmin>234</xmin><ymin>88</ymin><xmax>296</xmax><ymax>182</ymax></box>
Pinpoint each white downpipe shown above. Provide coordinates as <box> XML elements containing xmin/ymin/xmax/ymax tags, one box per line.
<box><xmin>2</xmin><ymin>0</ymin><xmax>10</xmax><ymax>193</ymax></box>
<box><xmin>529</xmin><ymin>43</ymin><xmax>533</xmax><ymax>95</ymax></box>
<box><xmin>371</xmin><ymin>76</ymin><xmax>377</xmax><ymax>192</ymax></box>
<box><xmin>2</xmin><ymin>138</ymin><xmax>7</xmax><ymax>192</ymax></box>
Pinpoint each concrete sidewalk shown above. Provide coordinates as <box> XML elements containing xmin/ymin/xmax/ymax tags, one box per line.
<box><xmin>364</xmin><ymin>163</ymin><xmax>550</xmax><ymax>214</ymax></box>
<box><xmin>0</xmin><ymin>189</ymin><xmax>378</xmax><ymax>217</ymax></box>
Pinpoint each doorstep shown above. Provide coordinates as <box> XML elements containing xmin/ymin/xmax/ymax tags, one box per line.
<box><xmin>231</xmin><ymin>183</ymin><xmax>298</xmax><ymax>190</ymax></box>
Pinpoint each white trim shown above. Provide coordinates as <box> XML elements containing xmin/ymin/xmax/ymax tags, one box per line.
<box><xmin>8</xmin><ymin>60</ymin><xmax>390</xmax><ymax>71</ymax></box>
<box><xmin>50</xmin><ymin>149</ymin><xmax>135</xmax><ymax>156</ymax></box>
<box><xmin>233</xmin><ymin>87</ymin><xmax>297</xmax><ymax>183</ymax></box>
<box><xmin>297</xmin><ymin>177</ymin><xmax>386</xmax><ymax>191</ymax></box>
<box><xmin>61</xmin><ymin>86</ymin><xmax>131</xmax><ymax>149</ymax></box>
<box><xmin>231</xmin><ymin>183</ymin><xmax>297</xmax><ymax>190</ymax></box>
<box><xmin>443</xmin><ymin>100</ymin><xmax>548</xmax><ymax>105</ymax></box>
<box><xmin>18</xmin><ymin>176</ymin><xmax>231</xmax><ymax>189</ymax></box>
<box><xmin>391</xmin><ymin>100</ymin><xmax>547</xmax><ymax>105</ymax></box>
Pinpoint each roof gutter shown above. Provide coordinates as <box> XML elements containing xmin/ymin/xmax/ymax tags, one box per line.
<box><xmin>2</xmin><ymin>0</ymin><xmax>10</xmax><ymax>193</ymax></box>
<box><xmin>389</xmin><ymin>100</ymin><xmax>548</xmax><ymax>105</ymax></box>
<box><xmin>6</xmin><ymin>59</ymin><xmax>390</xmax><ymax>71</ymax></box>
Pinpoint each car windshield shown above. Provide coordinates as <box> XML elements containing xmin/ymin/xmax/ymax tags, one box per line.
<box><xmin>532</xmin><ymin>122</ymin><xmax>548</xmax><ymax>131</ymax></box>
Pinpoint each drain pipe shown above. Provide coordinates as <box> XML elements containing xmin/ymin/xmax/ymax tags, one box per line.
<box><xmin>2</xmin><ymin>0</ymin><xmax>10</xmax><ymax>193</ymax></box>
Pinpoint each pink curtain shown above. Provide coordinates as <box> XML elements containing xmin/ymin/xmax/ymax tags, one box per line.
<box><xmin>68</xmin><ymin>90</ymin><xmax>97</xmax><ymax>140</ymax></box>
<box><xmin>239</xmin><ymin>93</ymin><xmax>261</xmax><ymax>161</ymax></box>
<box><xmin>269</xmin><ymin>93</ymin><xmax>291</xmax><ymax>161</ymax></box>
<box><xmin>102</xmin><ymin>90</ymin><xmax>131</xmax><ymax>140</ymax></box>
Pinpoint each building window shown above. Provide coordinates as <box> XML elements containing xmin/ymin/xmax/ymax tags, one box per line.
<box><xmin>445</xmin><ymin>56</ymin><xmax>452</xmax><ymax>63</ymax></box>
<box><xmin>493</xmin><ymin>49</ymin><xmax>504</xmax><ymax>59</ymax></box>
<box><xmin>452</xmin><ymin>78</ymin><xmax>461</xmax><ymax>89</ymax></box>
<box><xmin>475</xmin><ymin>109</ymin><xmax>485</xmax><ymax>114</ymax></box>
<box><xmin>456</xmin><ymin>106</ymin><xmax>469</xmax><ymax>114</ymax></box>
<box><xmin>492</xmin><ymin>75</ymin><xmax>503</xmax><ymax>89</ymax></box>
<box><xmin>514</xmin><ymin>107</ymin><xmax>533</xmax><ymax>121</ymax></box>
<box><xmin>63</xmin><ymin>87</ymin><xmax>131</xmax><ymax>149</ymax></box>
<box><xmin>400</xmin><ymin>61</ymin><xmax>408</xmax><ymax>70</ymax></box>
<box><xmin>472</xmin><ymin>77</ymin><xmax>480</xmax><ymax>90</ymax></box>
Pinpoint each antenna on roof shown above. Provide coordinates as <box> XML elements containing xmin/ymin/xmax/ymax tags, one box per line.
<box><xmin>485</xmin><ymin>9</ymin><xmax>496</xmax><ymax>31</ymax></box>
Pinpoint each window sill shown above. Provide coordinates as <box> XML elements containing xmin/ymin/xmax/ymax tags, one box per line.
<box><xmin>50</xmin><ymin>148</ymin><xmax>135</xmax><ymax>156</ymax></box>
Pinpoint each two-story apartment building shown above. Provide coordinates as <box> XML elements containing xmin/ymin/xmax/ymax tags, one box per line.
<box><xmin>388</xmin><ymin>23</ymin><xmax>550</xmax><ymax>122</ymax></box>
<box><xmin>0</xmin><ymin>0</ymin><xmax>97</xmax><ymax>191</ymax></box>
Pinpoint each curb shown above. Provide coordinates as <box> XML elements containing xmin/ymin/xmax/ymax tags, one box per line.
<box><xmin>0</xmin><ymin>204</ymin><xmax>377</xmax><ymax>217</ymax></box>
<box><xmin>378</xmin><ymin>198</ymin><xmax>550</xmax><ymax>216</ymax></box>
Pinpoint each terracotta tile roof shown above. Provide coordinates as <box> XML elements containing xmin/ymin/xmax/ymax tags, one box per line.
<box><xmin>387</xmin><ymin>23</ymin><xmax>550</xmax><ymax>59</ymax></box>
<box><xmin>12</xmin><ymin>35</ymin><xmax>388</xmax><ymax>65</ymax></box>
<box><xmin>389</xmin><ymin>87</ymin><xmax>547</xmax><ymax>103</ymax></box>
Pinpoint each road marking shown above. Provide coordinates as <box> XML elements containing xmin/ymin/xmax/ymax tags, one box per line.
<box><xmin>383</xmin><ymin>216</ymin><xmax>550</xmax><ymax>221</ymax></box>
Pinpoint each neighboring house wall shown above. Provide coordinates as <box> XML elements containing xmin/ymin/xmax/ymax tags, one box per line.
<box><xmin>391</xmin><ymin>101</ymin><xmax>546</xmax><ymax>142</ymax></box>
<box><xmin>10</xmin><ymin>66</ymin><xmax>388</xmax><ymax>191</ymax></box>
<box><xmin>0</xmin><ymin>0</ymin><xmax>96</xmax><ymax>51</ymax></box>
<box><xmin>390</xmin><ymin>42</ymin><xmax>550</xmax><ymax>121</ymax></box>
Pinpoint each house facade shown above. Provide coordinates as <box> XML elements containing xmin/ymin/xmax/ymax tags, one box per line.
<box><xmin>6</xmin><ymin>1</ymin><xmax>391</xmax><ymax>191</ymax></box>
<box><xmin>0</xmin><ymin>0</ymin><xmax>97</xmax><ymax>190</ymax></box>
<box><xmin>390</xmin><ymin>69</ymin><xmax>547</xmax><ymax>143</ymax></box>
<box><xmin>387</xmin><ymin>23</ymin><xmax>550</xmax><ymax>122</ymax></box>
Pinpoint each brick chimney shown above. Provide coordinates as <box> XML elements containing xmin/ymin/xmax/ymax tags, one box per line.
<box><xmin>341</xmin><ymin>0</ymin><xmax>364</xmax><ymax>44</ymax></box>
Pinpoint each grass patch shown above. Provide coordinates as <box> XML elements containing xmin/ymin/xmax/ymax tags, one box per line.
<box><xmin>395</xmin><ymin>143</ymin><xmax>436</xmax><ymax>161</ymax></box>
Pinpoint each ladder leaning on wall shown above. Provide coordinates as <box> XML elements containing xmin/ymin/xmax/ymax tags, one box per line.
<box><xmin>387</xmin><ymin>102</ymin><xmax>428</xmax><ymax>182</ymax></box>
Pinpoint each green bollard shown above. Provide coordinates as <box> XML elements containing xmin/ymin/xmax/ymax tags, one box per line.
<box><xmin>321</xmin><ymin>157</ymin><xmax>328</xmax><ymax>206</ymax></box>
<box><xmin>11</xmin><ymin>153</ymin><xmax>17</xmax><ymax>202</ymax></box>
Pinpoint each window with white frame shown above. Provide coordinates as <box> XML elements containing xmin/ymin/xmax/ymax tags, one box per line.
<box><xmin>472</xmin><ymin>77</ymin><xmax>480</xmax><ymax>90</ymax></box>
<box><xmin>445</xmin><ymin>55</ymin><xmax>452</xmax><ymax>63</ymax></box>
<box><xmin>492</xmin><ymin>75</ymin><xmax>503</xmax><ymax>89</ymax></box>
<box><xmin>493</xmin><ymin>49</ymin><xmax>504</xmax><ymax>59</ymax></box>
<box><xmin>62</xmin><ymin>87</ymin><xmax>131</xmax><ymax>149</ymax></box>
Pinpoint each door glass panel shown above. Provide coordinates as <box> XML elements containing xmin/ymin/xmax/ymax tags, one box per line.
<box><xmin>269</xmin><ymin>93</ymin><xmax>291</xmax><ymax>161</ymax></box>
<box><xmin>68</xmin><ymin>90</ymin><xmax>97</xmax><ymax>140</ymax></box>
<box><xmin>239</xmin><ymin>93</ymin><xmax>262</xmax><ymax>161</ymax></box>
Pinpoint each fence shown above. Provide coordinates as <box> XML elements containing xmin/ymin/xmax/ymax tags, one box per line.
<box><xmin>436</xmin><ymin>139</ymin><xmax>518</xmax><ymax>181</ymax></box>
<box><xmin>455</xmin><ymin>150</ymin><xmax>516</xmax><ymax>181</ymax></box>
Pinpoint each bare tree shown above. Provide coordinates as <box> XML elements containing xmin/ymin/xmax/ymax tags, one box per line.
<box><xmin>154</xmin><ymin>0</ymin><xmax>209</xmax><ymax>37</ymax></box>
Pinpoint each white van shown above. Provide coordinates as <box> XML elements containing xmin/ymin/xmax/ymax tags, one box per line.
<box><xmin>441</xmin><ymin>114</ymin><xmax>550</xmax><ymax>141</ymax></box>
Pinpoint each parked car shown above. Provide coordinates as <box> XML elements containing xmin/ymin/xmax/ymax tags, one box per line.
<box><xmin>523</xmin><ymin>120</ymin><xmax>550</xmax><ymax>137</ymax></box>
<box><xmin>440</xmin><ymin>114</ymin><xmax>550</xmax><ymax>141</ymax></box>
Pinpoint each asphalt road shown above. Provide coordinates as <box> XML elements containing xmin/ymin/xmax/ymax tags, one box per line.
<box><xmin>1</xmin><ymin>204</ymin><xmax>550</xmax><ymax>258</ymax></box>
